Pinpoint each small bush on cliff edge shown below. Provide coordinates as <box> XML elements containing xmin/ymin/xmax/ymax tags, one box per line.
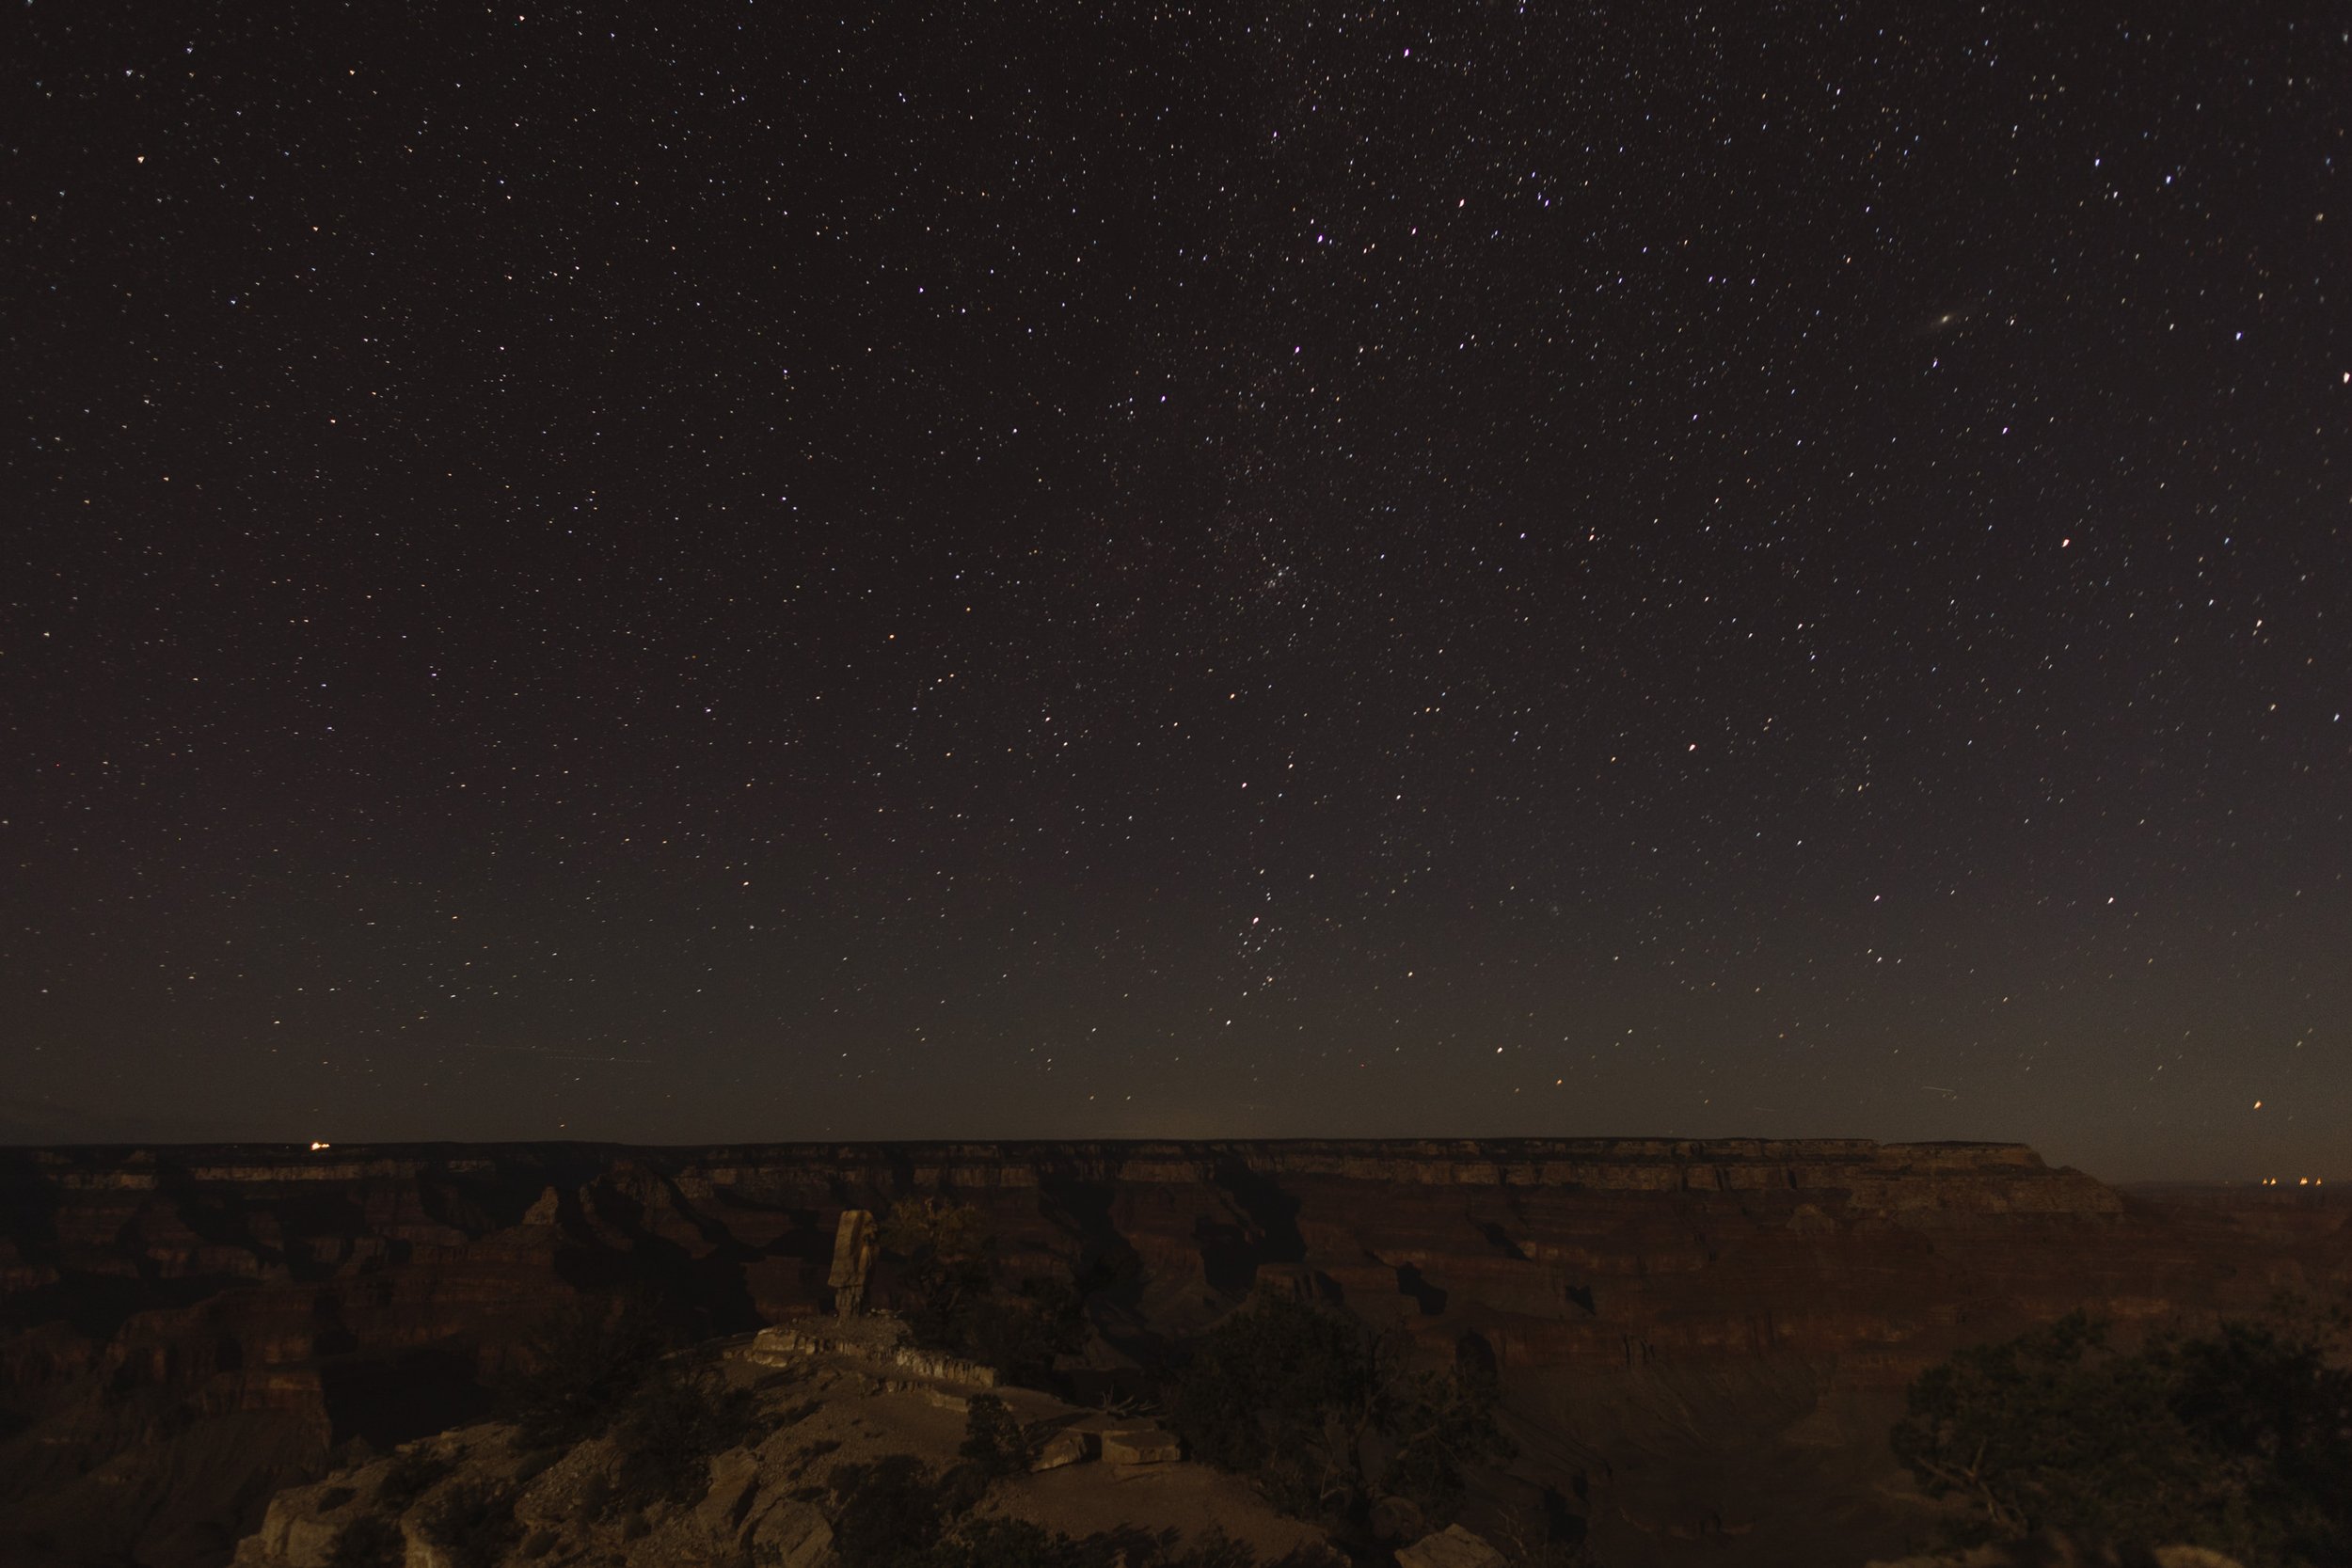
<box><xmin>491</xmin><ymin>1293</ymin><xmax>755</xmax><ymax>1512</ymax></box>
<box><xmin>959</xmin><ymin>1393</ymin><xmax>1036</xmax><ymax>1477</ymax></box>
<box><xmin>1891</xmin><ymin>1301</ymin><xmax>2351</xmax><ymax>1566</ymax></box>
<box><xmin>495</xmin><ymin>1293</ymin><xmax>671</xmax><ymax>1449</ymax></box>
<box><xmin>827</xmin><ymin>1454</ymin><xmax>963</xmax><ymax>1568</ymax></box>
<box><xmin>605</xmin><ymin>1355</ymin><xmax>758</xmax><ymax>1510</ymax></box>
<box><xmin>1171</xmin><ymin>1293</ymin><xmax>1512</xmax><ymax>1530</ymax></box>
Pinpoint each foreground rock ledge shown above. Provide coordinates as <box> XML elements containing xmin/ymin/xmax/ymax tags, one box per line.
<box><xmin>228</xmin><ymin>1330</ymin><xmax>1327</xmax><ymax>1568</ymax></box>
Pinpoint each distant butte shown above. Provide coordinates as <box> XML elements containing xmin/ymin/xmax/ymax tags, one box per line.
<box><xmin>3</xmin><ymin>1138</ymin><xmax>2344</xmax><ymax>1567</ymax></box>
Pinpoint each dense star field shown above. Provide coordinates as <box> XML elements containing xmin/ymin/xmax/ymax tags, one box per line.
<box><xmin>8</xmin><ymin>5</ymin><xmax>2345</xmax><ymax>1176</ymax></box>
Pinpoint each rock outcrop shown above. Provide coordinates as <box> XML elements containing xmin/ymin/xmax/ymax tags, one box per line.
<box><xmin>1396</xmin><ymin>1524</ymin><xmax>1508</xmax><ymax>1568</ymax></box>
<box><xmin>225</xmin><ymin>1324</ymin><xmax>1323</xmax><ymax>1568</ymax></box>
<box><xmin>747</xmin><ymin>1318</ymin><xmax>1003</xmax><ymax>1388</ymax></box>
<box><xmin>2</xmin><ymin>1139</ymin><xmax>2344</xmax><ymax>1567</ymax></box>
<box><xmin>1100</xmin><ymin>1427</ymin><xmax>1183</xmax><ymax>1465</ymax></box>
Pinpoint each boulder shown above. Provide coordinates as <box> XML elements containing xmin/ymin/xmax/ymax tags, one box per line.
<box><xmin>1395</xmin><ymin>1524</ymin><xmax>1506</xmax><ymax>1568</ymax></box>
<box><xmin>749</xmin><ymin>1498</ymin><xmax>834</xmax><ymax>1568</ymax></box>
<box><xmin>252</xmin><ymin>1491</ymin><xmax>344</xmax><ymax>1568</ymax></box>
<box><xmin>1029</xmin><ymin>1428</ymin><xmax>1100</xmax><ymax>1471</ymax></box>
<box><xmin>1100</xmin><ymin>1429</ymin><xmax>1182</xmax><ymax>1465</ymax></box>
<box><xmin>692</xmin><ymin>1447</ymin><xmax>761</xmax><ymax>1540</ymax></box>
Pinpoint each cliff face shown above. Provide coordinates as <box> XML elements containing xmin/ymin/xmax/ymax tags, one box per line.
<box><xmin>1</xmin><ymin>1139</ymin><xmax>2344</xmax><ymax>1568</ymax></box>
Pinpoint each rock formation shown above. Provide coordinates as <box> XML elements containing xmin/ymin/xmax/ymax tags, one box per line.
<box><xmin>224</xmin><ymin>1314</ymin><xmax>1322</xmax><ymax>1568</ymax></box>
<box><xmin>827</xmin><ymin>1208</ymin><xmax>877</xmax><ymax>1315</ymax></box>
<box><xmin>1396</xmin><ymin>1524</ymin><xmax>1508</xmax><ymax>1568</ymax></box>
<box><xmin>1</xmin><ymin>1138</ymin><xmax>2344</xmax><ymax>1567</ymax></box>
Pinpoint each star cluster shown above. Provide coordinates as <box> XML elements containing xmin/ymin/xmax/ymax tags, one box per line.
<box><xmin>8</xmin><ymin>4</ymin><xmax>2345</xmax><ymax>1178</ymax></box>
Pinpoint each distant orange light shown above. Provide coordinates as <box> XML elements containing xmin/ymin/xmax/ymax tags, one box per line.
<box><xmin>309</xmin><ymin>1140</ymin><xmax>331</xmax><ymax>1151</ymax></box>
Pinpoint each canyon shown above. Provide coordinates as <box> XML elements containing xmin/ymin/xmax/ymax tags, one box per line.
<box><xmin>2</xmin><ymin>1138</ymin><xmax>2344</xmax><ymax>1567</ymax></box>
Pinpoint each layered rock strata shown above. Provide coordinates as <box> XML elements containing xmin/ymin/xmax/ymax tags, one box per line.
<box><xmin>2</xmin><ymin>1139</ymin><xmax>2344</xmax><ymax>1567</ymax></box>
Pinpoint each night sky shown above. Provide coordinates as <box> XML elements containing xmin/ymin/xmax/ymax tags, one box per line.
<box><xmin>8</xmin><ymin>4</ymin><xmax>2346</xmax><ymax>1180</ymax></box>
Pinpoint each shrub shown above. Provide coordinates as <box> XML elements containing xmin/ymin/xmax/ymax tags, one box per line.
<box><xmin>883</xmin><ymin>1200</ymin><xmax>1086</xmax><ymax>1386</ymax></box>
<box><xmin>1170</xmin><ymin>1294</ymin><xmax>1511</xmax><ymax>1528</ymax></box>
<box><xmin>900</xmin><ymin>1245</ymin><xmax>993</xmax><ymax>1357</ymax></box>
<box><xmin>880</xmin><ymin>1197</ymin><xmax>993</xmax><ymax>1261</ymax></box>
<box><xmin>495</xmin><ymin>1293</ymin><xmax>670</xmax><ymax>1449</ymax></box>
<box><xmin>607</xmin><ymin>1357</ymin><xmax>759</xmax><ymax>1510</ymax></box>
<box><xmin>959</xmin><ymin>1394</ymin><xmax>1035</xmax><ymax>1479</ymax></box>
<box><xmin>1892</xmin><ymin>1304</ymin><xmax>2352</xmax><ymax>1565</ymax></box>
<box><xmin>829</xmin><ymin>1454</ymin><xmax>953</xmax><ymax>1568</ymax></box>
<box><xmin>1370</xmin><ymin>1338</ymin><xmax>1514</xmax><ymax>1528</ymax></box>
<box><xmin>1174</xmin><ymin>1294</ymin><xmax>1368</xmax><ymax>1485</ymax></box>
<box><xmin>964</xmin><ymin>1276</ymin><xmax>1087</xmax><ymax>1387</ymax></box>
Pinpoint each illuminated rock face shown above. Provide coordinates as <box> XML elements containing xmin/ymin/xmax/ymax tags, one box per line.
<box><xmin>2</xmin><ymin>1140</ymin><xmax>2345</xmax><ymax>1568</ymax></box>
<box><xmin>1396</xmin><ymin>1524</ymin><xmax>1508</xmax><ymax>1568</ymax></box>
